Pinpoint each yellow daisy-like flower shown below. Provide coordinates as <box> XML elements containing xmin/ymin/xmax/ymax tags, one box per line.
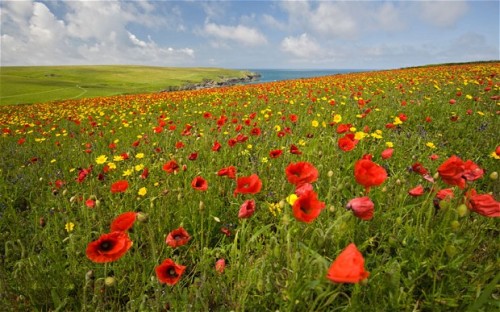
<box><xmin>426</xmin><ymin>142</ymin><xmax>436</xmax><ymax>149</ymax></box>
<box><xmin>298</xmin><ymin>139</ymin><xmax>306</xmax><ymax>146</ymax></box>
<box><xmin>274</xmin><ymin>125</ymin><xmax>281</xmax><ymax>132</ymax></box>
<box><xmin>349</xmin><ymin>126</ymin><xmax>357</xmax><ymax>132</ymax></box>
<box><xmin>393</xmin><ymin>116</ymin><xmax>403</xmax><ymax>125</ymax></box>
<box><xmin>261</xmin><ymin>157</ymin><xmax>268</xmax><ymax>163</ymax></box>
<box><xmin>386</xmin><ymin>142</ymin><xmax>394</xmax><ymax>148</ymax></box>
<box><xmin>135</xmin><ymin>164</ymin><xmax>144</xmax><ymax>172</ymax></box>
<box><xmin>370</xmin><ymin>130</ymin><xmax>383</xmax><ymax>139</ymax></box>
<box><xmin>138</xmin><ymin>187</ymin><xmax>147</xmax><ymax>196</ymax></box>
<box><xmin>311</xmin><ymin>120</ymin><xmax>319</xmax><ymax>127</ymax></box>
<box><xmin>354</xmin><ymin>131</ymin><xmax>367</xmax><ymax>140</ymax></box>
<box><xmin>65</xmin><ymin>222</ymin><xmax>75</xmax><ymax>233</ymax></box>
<box><xmin>122</xmin><ymin>169</ymin><xmax>133</xmax><ymax>177</ymax></box>
<box><xmin>113</xmin><ymin>155</ymin><xmax>124</xmax><ymax>162</ymax></box>
<box><xmin>247</xmin><ymin>144</ymin><xmax>252</xmax><ymax>150</ymax></box>
<box><xmin>333</xmin><ymin>114</ymin><xmax>342</xmax><ymax>123</ymax></box>
<box><xmin>95</xmin><ymin>155</ymin><xmax>108</xmax><ymax>164</ymax></box>
<box><xmin>489</xmin><ymin>152</ymin><xmax>500</xmax><ymax>160</ymax></box>
<box><xmin>135</xmin><ymin>153</ymin><xmax>145</xmax><ymax>159</ymax></box>
<box><xmin>107</xmin><ymin>162</ymin><xmax>117</xmax><ymax>170</ymax></box>
<box><xmin>286</xmin><ymin>194</ymin><xmax>298</xmax><ymax>206</ymax></box>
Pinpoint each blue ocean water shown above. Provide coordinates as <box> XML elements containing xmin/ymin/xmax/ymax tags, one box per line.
<box><xmin>248</xmin><ymin>69</ymin><xmax>367</xmax><ymax>83</ymax></box>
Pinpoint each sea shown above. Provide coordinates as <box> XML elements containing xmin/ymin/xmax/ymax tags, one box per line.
<box><xmin>246</xmin><ymin>69</ymin><xmax>368</xmax><ymax>83</ymax></box>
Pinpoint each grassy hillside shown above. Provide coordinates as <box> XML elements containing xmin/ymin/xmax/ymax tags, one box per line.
<box><xmin>0</xmin><ymin>65</ymin><xmax>252</xmax><ymax>105</ymax></box>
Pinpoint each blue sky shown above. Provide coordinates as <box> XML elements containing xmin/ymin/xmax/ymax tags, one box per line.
<box><xmin>1</xmin><ymin>0</ymin><xmax>498</xmax><ymax>69</ymax></box>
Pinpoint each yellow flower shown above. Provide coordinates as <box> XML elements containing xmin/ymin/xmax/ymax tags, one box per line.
<box><xmin>65</xmin><ymin>222</ymin><xmax>75</xmax><ymax>233</ymax></box>
<box><xmin>274</xmin><ymin>125</ymin><xmax>281</xmax><ymax>132</ymax></box>
<box><xmin>107</xmin><ymin>162</ymin><xmax>116</xmax><ymax>170</ymax></box>
<box><xmin>466</xmin><ymin>94</ymin><xmax>473</xmax><ymax>100</ymax></box>
<box><xmin>138</xmin><ymin>187</ymin><xmax>147</xmax><ymax>196</ymax></box>
<box><xmin>135</xmin><ymin>153</ymin><xmax>144</xmax><ymax>159</ymax></box>
<box><xmin>50</xmin><ymin>159</ymin><xmax>56</xmax><ymax>163</ymax></box>
<box><xmin>393</xmin><ymin>117</ymin><xmax>403</xmax><ymax>125</ymax></box>
<box><xmin>490</xmin><ymin>151</ymin><xmax>500</xmax><ymax>160</ymax></box>
<box><xmin>354</xmin><ymin>131</ymin><xmax>367</xmax><ymax>140</ymax></box>
<box><xmin>298</xmin><ymin>139</ymin><xmax>306</xmax><ymax>146</ymax></box>
<box><xmin>268</xmin><ymin>202</ymin><xmax>282</xmax><ymax>217</ymax></box>
<box><xmin>96</xmin><ymin>155</ymin><xmax>108</xmax><ymax>164</ymax></box>
<box><xmin>426</xmin><ymin>142</ymin><xmax>436</xmax><ymax>149</ymax></box>
<box><xmin>113</xmin><ymin>155</ymin><xmax>124</xmax><ymax>162</ymax></box>
<box><xmin>311</xmin><ymin>120</ymin><xmax>319</xmax><ymax>127</ymax></box>
<box><xmin>261</xmin><ymin>157</ymin><xmax>268</xmax><ymax>163</ymax></box>
<box><xmin>247</xmin><ymin>144</ymin><xmax>252</xmax><ymax>150</ymax></box>
<box><xmin>122</xmin><ymin>169</ymin><xmax>133</xmax><ymax>177</ymax></box>
<box><xmin>333</xmin><ymin>114</ymin><xmax>342</xmax><ymax>123</ymax></box>
<box><xmin>370</xmin><ymin>130</ymin><xmax>383</xmax><ymax>139</ymax></box>
<box><xmin>386</xmin><ymin>142</ymin><xmax>394</xmax><ymax>148</ymax></box>
<box><xmin>135</xmin><ymin>164</ymin><xmax>144</xmax><ymax>172</ymax></box>
<box><xmin>286</xmin><ymin>194</ymin><xmax>298</xmax><ymax>206</ymax></box>
<box><xmin>349</xmin><ymin>127</ymin><xmax>357</xmax><ymax>132</ymax></box>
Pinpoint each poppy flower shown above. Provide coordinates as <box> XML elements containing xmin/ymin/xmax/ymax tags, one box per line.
<box><xmin>165</xmin><ymin>227</ymin><xmax>191</xmax><ymax>248</ymax></box>
<box><xmin>346</xmin><ymin>197</ymin><xmax>374</xmax><ymax>220</ymax></box>
<box><xmin>437</xmin><ymin>155</ymin><xmax>467</xmax><ymax>189</ymax></box>
<box><xmin>411</xmin><ymin>162</ymin><xmax>429</xmax><ymax>175</ymax></box>
<box><xmin>408</xmin><ymin>185</ymin><xmax>425</xmax><ymax>197</ymax></box>
<box><xmin>468</xmin><ymin>194</ymin><xmax>500</xmax><ymax>217</ymax></box>
<box><xmin>191</xmin><ymin>176</ymin><xmax>208</xmax><ymax>191</ymax></box>
<box><xmin>162</xmin><ymin>160</ymin><xmax>179</xmax><ymax>174</ymax></box>
<box><xmin>436</xmin><ymin>188</ymin><xmax>454</xmax><ymax>200</ymax></box>
<box><xmin>188</xmin><ymin>152</ymin><xmax>198</xmax><ymax>160</ymax></box>
<box><xmin>86</xmin><ymin>231</ymin><xmax>132</xmax><ymax>263</ymax></box>
<box><xmin>292</xmin><ymin>190</ymin><xmax>325</xmax><ymax>223</ymax></box>
<box><xmin>338</xmin><ymin>134</ymin><xmax>358</xmax><ymax>152</ymax></box>
<box><xmin>295</xmin><ymin>183</ymin><xmax>313</xmax><ymax>196</ymax></box>
<box><xmin>326</xmin><ymin>243</ymin><xmax>370</xmax><ymax>284</ymax></box>
<box><xmin>290</xmin><ymin>144</ymin><xmax>302</xmax><ymax>155</ymax></box>
<box><xmin>234</xmin><ymin>174</ymin><xmax>262</xmax><ymax>196</ymax></box>
<box><xmin>85</xmin><ymin>199</ymin><xmax>96</xmax><ymax>208</ymax></box>
<box><xmin>212</xmin><ymin>141</ymin><xmax>222</xmax><ymax>151</ymax></box>
<box><xmin>285</xmin><ymin>162</ymin><xmax>319</xmax><ymax>186</ymax></box>
<box><xmin>381</xmin><ymin>148</ymin><xmax>394</xmax><ymax>160</ymax></box>
<box><xmin>336</xmin><ymin>124</ymin><xmax>351</xmax><ymax>134</ymax></box>
<box><xmin>215</xmin><ymin>258</ymin><xmax>226</xmax><ymax>274</ymax></box>
<box><xmin>155</xmin><ymin>258</ymin><xmax>186</xmax><ymax>285</ymax></box>
<box><xmin>238</xmin><ymin>199</ymin><xmax>256</xmax><ymax>218</ymax></box>
<box><xmin>250</xmin><ymin>127</ymin><xmax>261</xmax><ymax>136</ymax></box>
<box><xmin>217</xmin><ymin>166</ymin><xmax>237</xmax><ymax>179</ymax></box>
<box><xmin>354</xmin><ymin>159</ymin><xmax>387</xmax><ymax>193</ymax></box>
<box><xmin>111</xmin><ymin>180</ymin><xmax>129</xmax><ymax>193</ymax></box>
<box><xmin>111</xmin><ymin>212</ymin><xmax>137</xmax><ymax>232</ymax></box>
<box><xmin>269</xmin><ymin>149</ymin><xmax>283</xmax><ymax>158</ymax></box>
<box><xmin>140</xmin><ymin>168</ymin><xmax>149</xmax><ymax>179</ymax></box>
<box><xmin>463</xmin><ymin>160</ymin><xmax>484</xmax><ymax>181</ymax></box>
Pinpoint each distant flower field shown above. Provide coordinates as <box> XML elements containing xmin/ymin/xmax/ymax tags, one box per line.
<box><xmin>0</xmin><ymin>63</ymin><xmax>499</xmax><ymax>311</ymax></box>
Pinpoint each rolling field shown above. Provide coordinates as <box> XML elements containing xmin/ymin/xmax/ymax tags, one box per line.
<box><xmin>0</xmin><ymin>62</ymin><xmax>499</xmax><ymax>311</ymax></box>
<box><xmin>0</xmin><ymin>65</ymin><xmax>252</xmax><ymax>105</ymax></box>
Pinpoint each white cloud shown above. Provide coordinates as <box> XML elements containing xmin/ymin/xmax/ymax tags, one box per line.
<box><xmin>281</xmin><ymin>33</ymin><xmax>324</xmax><ymax>59</ymax></box>
<box><xmin>262</xmin><ymin>14</ymin><xmax>286</xmax><ymax>30</ymax></box>
<box><xmin>204</xmin><ymin>22</ymin><xmax>267</xmax><ymax>46</ymax></box>
<box><xmin>418</xmin><ymin>1</ymin><xmax>468</xmax><ymax>27</ymax></box>
<box><xmin>0</xmin><ymin>1</ymin><xmax>195</xmax><ymax>66</ymax></box>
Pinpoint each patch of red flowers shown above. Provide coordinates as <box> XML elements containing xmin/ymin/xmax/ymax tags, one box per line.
<box><xmin>110</xmin><ymin>180</ymin><xmax>129</xmax><ymax>193</ymax></box>
<box><xmin>437</xmin><ymin>155</ymin><xmax>483</xmax><ymax>189</ymax></box>
<box><xmin>162</xmin><ymin>160</ymin><xmax>180</xmax><ymax>174</ymax></box>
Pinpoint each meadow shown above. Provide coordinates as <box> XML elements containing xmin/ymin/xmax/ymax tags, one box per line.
<box><xmin>0</xmin><ymin>65</ymin><xmax>252</xmax><ymax>105</ymax></box>
<box><xmin>0</xmin><ymin>62</ymin><xmax>499</xmax><ymax>311</ymax></box>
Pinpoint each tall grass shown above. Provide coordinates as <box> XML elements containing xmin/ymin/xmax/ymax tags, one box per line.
<box><xmin>0</xmin><ymin>62</ymin><xmax>499</xmax><ymax>311</ymax></box>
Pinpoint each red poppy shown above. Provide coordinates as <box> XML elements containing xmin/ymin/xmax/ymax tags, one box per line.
<box><xmin>162</xmin><ymin>160</ymin><xmax>180</xmax><ymax>174</ymax></box>
<box><xmin>336</xmin><ymin>124</ymin><xmax>351</xmax><ymax>134</ymax></box>
<box><xmin>175</xmin><ymin>141</ymin><xmax>185</xmax><ymax>149</ymax></box>
<box><xmin>217</xmin><ymin>166</ymin><xmax>237</xmax><ymax>179</ymax></box>
<box><xmin>292</xmin><ymin>190</ymin><xmax>325</xmax><ymax>223</ymax></box>
<box><xmin>86</xmin><ymin>231</ymin><xmax>132</xmax><ymax>263</ymax></box>
<box><xmin>111</xmin><ymin>180</ymin><xmax>129</xmax><ymax>193</ymax></box>
<box><xmin>234</xmin><ymin>174</ymin><xmax>262</xmax><ymax>196</ymax></box>
<box><xmin>381</xmin><ymin>148</ymin><xmax>394</xmax><ymax>160</ymax></box>
<box><xmin>188</xmin><ymin>152</ymin><xmax>198</xmax><ymax>160</ymax></box>
<box><xmin>408</xmin><ymin>185</ymin><xmax>425</xmax><ymax>197</ymax></box>
<box><xmin>76</xmin><ymin>166</ymin><xmax>92</xmax><ymax>183</ymax></box>
<box><xmin>346</xmin><ymin>197</ymin><xmax>374</xmax><ymax>220</ymax></box>
<box><xmin>289</xmin><ymin>114</ymin><xmax>298</xmax><ymax>123</ymax></box>
<box><xmin>436</xmin><ymin>188</ymin><xmax>454</xmax><ymax>200</ymax></box>
<box><xmin>269</xmin><ymin>149</ymin><xmax>283</xmax><ymax>158</ymax></box>
<box><xmin>354</xmin><ymin>159</ymin><xmax>387</xmax><ymax>193</ymax></box>
<box><xmin>295</xmin><ymin>183</ymin><xmax>313</xmax><ymax>196</ymax></box>
<box><xmin>191</xmin><ymin>176</ymin><xmax>208</xmax><ymax>191</ymax></box>
<box><xmin>140</xmin><ymin>168</ymin><xmax>149</xmax><ymax>179</ymax></box>
<box><xmin>238</xmin><ymin>199</ymin><xmax>256</xmax><ymax>218</ymax></box>
<box><xmin>285</xmin><ymin>162</ymin><xmax>319</xmax><ymax>186</ymax></box>
<box><xmin>85</xmin><ymin>199</ymin><xmax>96</xmax><ymax>208</ymax></box>
<box><xmin>468</xmin><ymin>194</ymin><xmax>500</xmax><ymax>217</ymax></box>
<box><xmin>463</xmin><ymin>160</ymin><xmax>484</xmax><ymax>181</ymax></box>
<box><xmin>155</xmin><ymin>258</ymin><xmax>186</xmax><ymax>285</ymax></box>
<box><xmin>437</xmin><ymin>155</ymin><xmax>466</xmax><ymax>189</ymax></box>
<box><xmin>236</xmin><ymin>134</ymin><xmax>248</xmax><ymax>143</ymax></box>
<box><xmin>326</xmin><ymin>243</ymin><xmax>370</xmax><ymax>284</ymax></box>
<box><xmin>111</xmin><ymin>212</ymin><xmax>137</xmax><ymax>232</ymax></box>
<box><xmin>215</xmin><ymin>258</ymin><xmax>226</xmax><ymax>274</ymax></box>
<box><xmin>411</xmin><ymin>162</ymin><xmax>429</xmax><ymax>175</ymax></box>
<box><xmin>165</xmin><ymin>227</ymin><xmax>191</xmax><ymax>248</ymax></box>
<box><xmin>250</xmin><ymin>127</ymin><xmax>261</xmax><ymax>136</ymax></box>
<box><xmin>212</xmin><ymin>141</ymin><xmax>222</xmax><ymax>151</ymax></box>
<box><xmin>289</xmin><ymin>144</ymin><xmax>302</xmax><ymax>155</ymax></box>
<box><xmin>338</xmin><ymin>134</ymin><xmax>358</xmax><ymax>152</ymax></box>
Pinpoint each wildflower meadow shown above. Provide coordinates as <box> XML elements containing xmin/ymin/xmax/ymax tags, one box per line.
<box><xmin>0</xmin><ymin>62</ymin><xmax>499</xmax><ymax>311</ymax></box>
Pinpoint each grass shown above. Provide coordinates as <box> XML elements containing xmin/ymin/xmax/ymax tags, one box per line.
<box><xmin>0</xmin><ymin>62</ymin><xmax>499</xmax><ymax>311</ymax></box>
<box><xmin>0</xmin><ymin>65</ymin><xmax>252</xmax><ymax>105</ymax></box>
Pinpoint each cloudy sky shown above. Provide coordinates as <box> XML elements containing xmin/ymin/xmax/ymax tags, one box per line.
<box><xmin>1</xmin><ymin>0</ymin><xmax>498</xmax><ymax>69</ymax></box>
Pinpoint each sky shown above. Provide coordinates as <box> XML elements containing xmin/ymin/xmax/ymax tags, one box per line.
<box><xmin>1</xmin><ymin>0</ymin><xmax>499</xmax><ymax>70</ymax></box>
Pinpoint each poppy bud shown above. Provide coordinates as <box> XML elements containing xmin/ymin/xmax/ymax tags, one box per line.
<box><xmin>136</xmin><ymin>212</ymin><xmax>148</xmax><ymax>222</ymax></box>
<box><xmin>490</xmin><ymin>172</ymin><xmax>498</xmax><ymax>180</ymax></box>
<box><xmin>104</xmin><ymin>276</ymin><xmax>116</xmax><ymax>287</ymax></box>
